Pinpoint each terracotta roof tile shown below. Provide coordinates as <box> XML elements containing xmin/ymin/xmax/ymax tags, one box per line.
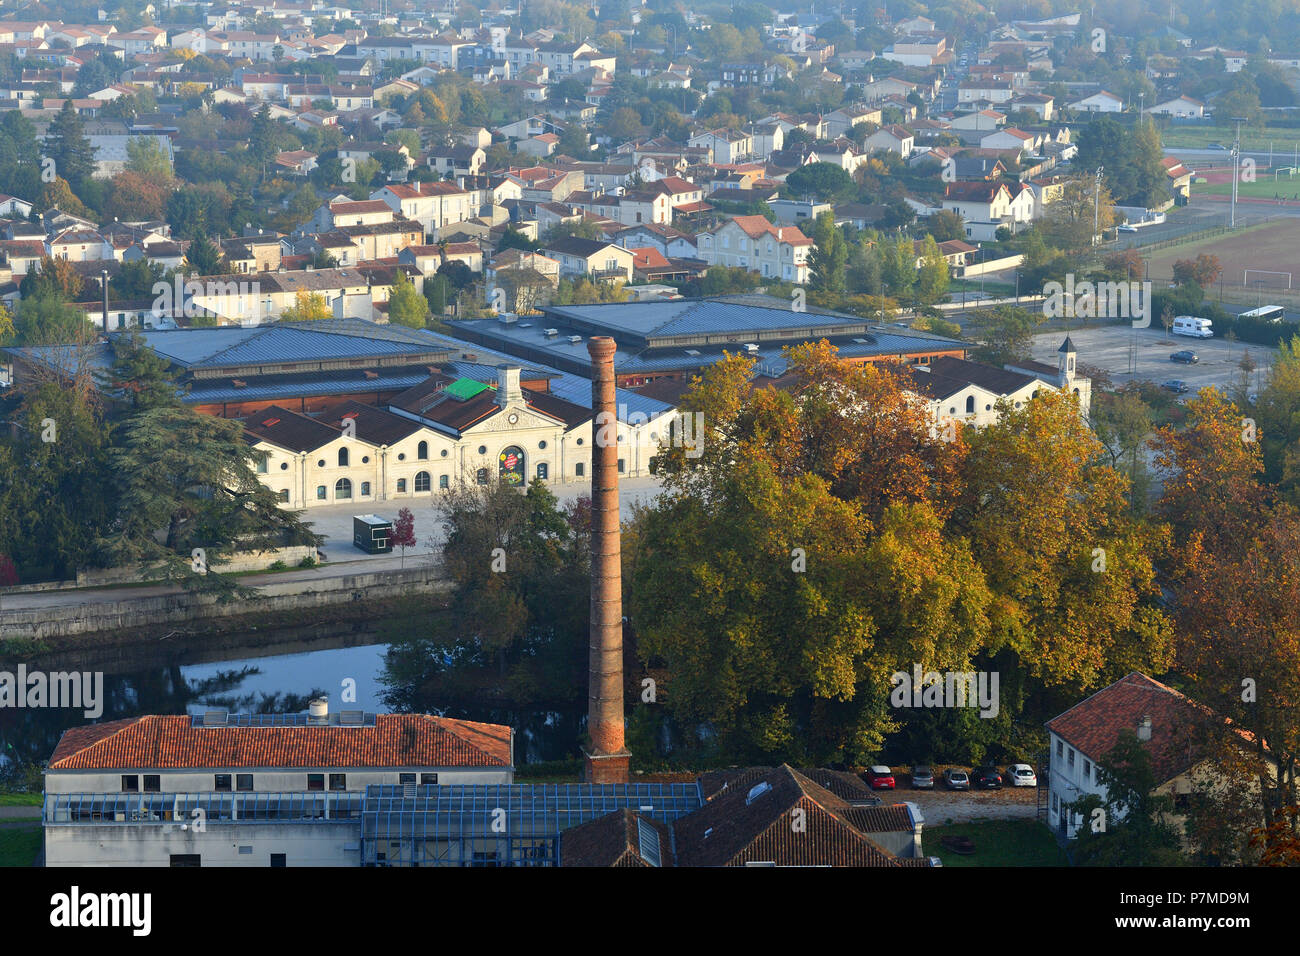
<box><xmin>49</xmin><ymin>714</ymin><xmax>512</xmax><ymax>770</ymax></box>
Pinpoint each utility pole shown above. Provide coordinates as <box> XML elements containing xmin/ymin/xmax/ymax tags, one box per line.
<box><xmin>1094</xmin><ymin>165</ymin><xmax>1104</xmax><ymax>245</ymax></box>
<box><xmin>1230</xmin><ymin>116</ymin><xmax>1245</xmax><ymax>230</ymax></box>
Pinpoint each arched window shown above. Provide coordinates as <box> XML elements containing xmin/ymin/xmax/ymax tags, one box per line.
<box><xmin>415</xmin><ymin>471</ymin><xmax>431</xmax><ymax>492</ymax></box>
<box><xmin>316</xmin><ymin>485</ymin><xmax>327</xmax><ymax>500</ymax></box>
<box><xmin>338</xmin><ymin>447</ymin><xmax>349</xmax><ymax>467</ymax></box>
<box><xmin>965</xmin><ymin>395</ymin><xmax>975</xmax><ymax>415</ymax></box>
<box><xmin>360</xmin><ymin>482</ymin><xmax>370</xmax><ymax>496</ymax></box>
<box><xmin>396</xmin><ymin>478</ymin><xmax>407</xmax><ymax>493</ymax></box>
<box><xmin>278</xmin><ymin>489</ymin><xmax>290</xmax><ymax>503</ymax></box>
<box><xmin>537</xmin><ymin>462</ymin><xmax>548</xmax><ymax>480</ymax></box>
<box><xmin>417</xmin><ymin>440</ymin><xmax>428</xmax><ymax>460</ymax></box>
<box><xmin>439</xmin><ymin>475</ymin><xmax>449</xmax><ymax>489</ymax></box>
<box><xmin>334</xmin><ymin>478</ymin><xmax>352</xmax><ymax>499</ymax></box>
<box><xmin>476</xmin><ymin>468</ymin><xmax>490</xmax><ymax>485</ymax></box>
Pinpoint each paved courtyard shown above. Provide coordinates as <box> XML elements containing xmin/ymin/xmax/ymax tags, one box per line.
<box><xmin>301</xmin><ymin>475</ymin><xmax>668</xmax><ymax>561</ymax></box>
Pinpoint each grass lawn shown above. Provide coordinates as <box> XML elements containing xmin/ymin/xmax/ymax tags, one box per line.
<box><xmin>0</xmin><ymin>826</ymin><xmax>41</xmax><ymax>867</ymax></box>
<box><xmin>1160</xmin><ymin>125</ymin><xmax>1300</xmax><ymax>150</ymax></box>
<box><xmin>923</xmin><ymin>819</ymin><xmax>1069</xmax><ymax>867</ymax></box>
<box><xmin>0</xmin><ymin>793</ymin><xmax>42</xmax><ymax>807</ymax></box>
<box><xmin>1200</xmin><ymin>177</ymin><xmax>1300</xmax><ymax>200</ymax></box>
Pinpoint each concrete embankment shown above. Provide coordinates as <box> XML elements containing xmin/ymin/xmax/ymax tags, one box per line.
<box><xmin>0</xmin><ymin>565</ymin><xmax>450</xmax><ymax>643</ymax></box>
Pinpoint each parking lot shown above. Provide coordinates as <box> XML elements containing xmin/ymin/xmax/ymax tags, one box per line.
<box><xmin>1029</xmin><ymin>325</ymin><xmax>1275</xmax><ymax>393</ymax></box>
<box><xmin>871</xmin><ymin>768</ymin><xmax>1041</xmax><ymax>825</ymax></box>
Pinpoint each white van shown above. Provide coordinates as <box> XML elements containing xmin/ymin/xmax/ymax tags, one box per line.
<box><xmin>1172</xmin><ymin>315</ymin><xmax>1213</xmax><ymax>338</ymax></box>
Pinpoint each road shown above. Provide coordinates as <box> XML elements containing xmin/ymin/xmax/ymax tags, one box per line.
<box><xmin>0</xmin><ymin>476</ymin><xmax>668</xmax><ymax>614</ymax></box>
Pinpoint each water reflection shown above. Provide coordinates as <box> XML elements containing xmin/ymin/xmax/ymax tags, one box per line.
<box><xmin>1</xmin><ymin>635</ymin><xmax>583</xmax><ymax>768</ymax></box>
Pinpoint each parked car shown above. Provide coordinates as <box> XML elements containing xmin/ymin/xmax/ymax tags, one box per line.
<box><xmin>1170</xmin><ymin>350</ymin><xmax>1199</xmax><ymax>364</ymax></box>
<box><xmin>1207</xmin><ymin>142</ymin><xmax>1227</xmax><ymax>150</ymax></box>
<box><xmin>971</xmin><ymin>766</ymin><xmax>1003</xmax><ymax>789</ymax></box>
<box><xmin>865</xmin><ymin>766</ymin><xmax>896</xmax><ymax>789</ymax></box>
<box><xmin>1004</xmin><ymin>763</ymin><xmax>1038</xmax><ymax>787</ymax></box>
<box><xmin>943</xmin><ymin>768</ymin><xmax>970</xmax><ymax>790</ymax></box>
<box><xmin>911</xmin><ymin>766</ymin><xmax>935</xmax><ymax>789</ymax></box>
<box><xmin>1118</xmin><ymin>223</ymin><xmax>1138</xmax><ymax>233</ymax></box>
<box><xmin>1161</xmin><ymin>380</ymin><xmax>1191</xmax><ymax>394</ymax></box>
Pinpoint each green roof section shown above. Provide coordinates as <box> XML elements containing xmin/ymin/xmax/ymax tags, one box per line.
<box><xmin>443</xmin><ymin>378</ymin><xmax>491</xmax><ymax>401</ymax></box>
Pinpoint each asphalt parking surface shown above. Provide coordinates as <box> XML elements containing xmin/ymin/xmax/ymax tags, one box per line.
<box><xmin>1030</xmin><ymin>325</ymin><xmax>1275</xmax><ymax>393</ymax></box>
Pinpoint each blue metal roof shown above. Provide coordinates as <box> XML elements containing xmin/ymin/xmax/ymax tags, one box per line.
<box><xmin>188</xmin><ymin>366</ymin><xmax>438</xmax><ymax>404</ymax></box>
<box><xmin>546</xmin><ymin>372</ymin><xmax>674</xmax><ymax>420</ymax></box>
<box><xmin>540</xmin><ymin>295</ymin><xmax>868</xmax><ymax>341</ymax></box>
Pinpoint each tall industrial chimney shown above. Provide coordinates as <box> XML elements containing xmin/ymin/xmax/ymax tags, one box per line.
<box><xmin>584</xmin><ymin>336</ymin><xmax>630</xmax><ymax>784</ymax></box>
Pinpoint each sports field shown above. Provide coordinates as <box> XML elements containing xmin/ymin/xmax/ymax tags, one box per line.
<box><xmin>1141</xmin><ymin>218</ymin><xmax>1300</xmax><ymax>293</ymax></box>
<box><xmin>1198</xmin><ymin>167</ymin><xmax>1300</xmax><ymax>200</ymax></box>
<box><xmin>1160</xmin><ymin>124</ymin><xmax>1300</xmax><ymax>150</ymax></box>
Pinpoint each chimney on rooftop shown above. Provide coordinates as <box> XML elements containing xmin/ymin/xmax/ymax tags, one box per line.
<box><xmin>584</xmin><ymin>336</ymin><xmax>630</xmax><ymax>784</ymax></box>
<box><xmin>1137</xmin><ymin>715</ymin><xmax>1152</xmax><ymax>742</ymax></box>
<box><xmin>495</xmin><ymin>364</ymin><xmax>522</xmax><ymax>407</ymax></box>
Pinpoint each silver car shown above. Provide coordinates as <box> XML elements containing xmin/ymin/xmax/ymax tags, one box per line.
<box><xmin>944</xmin><ymin>768</ymin><xmax>970</xmax><ymax>790</ymax></box>
<box><xmin>912</xmin><ymin>766</ymin><xmax>935</xmax><ymax>789</ymax></box>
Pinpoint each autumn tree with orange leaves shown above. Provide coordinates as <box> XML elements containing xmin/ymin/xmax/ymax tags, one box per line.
<box><xmin>1155</xmin><ymin>388</ymin><xmax>1300</xmax><ymax>862</ymax></box>
<box><xmin>629</xmin><ymin>343</ymin><xmax>1171</xmax><ymax>763</ymax></box>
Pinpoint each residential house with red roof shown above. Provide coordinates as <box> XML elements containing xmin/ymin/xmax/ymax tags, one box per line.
<box><xmin>1044</xmin><ymin>672</ymin><xmax>1269</xmax><ymax>846</ymax></box>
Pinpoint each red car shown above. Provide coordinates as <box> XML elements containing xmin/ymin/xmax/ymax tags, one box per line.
<box><xmin>865</xmin><ymin>765</ymin><xmax>896</xmax><ymax>789</ymax></box>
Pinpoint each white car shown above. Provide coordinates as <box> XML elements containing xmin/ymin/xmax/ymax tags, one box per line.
<box><xmin>1004</xmin><ymin>763</ymin><xmax>1038</xmax><ymax>787</ymax></box>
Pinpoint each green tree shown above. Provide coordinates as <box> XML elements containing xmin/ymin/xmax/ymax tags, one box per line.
<box><xmin>785</xmin><ymin>161</ymin><xmax>855</xmax><ymax>202</ymax></box>
<box><xmin>96</xmin><ymin>336</ymin><xmax>318</xmax><ymax>596</ymax></box>
<box><xmin>125</xmin><ymin>135</ymin><xmax>174</xmax><ymax>185</ymax></box>
<box><xmin>915</xmin><ymin>235</ymin><xmax>950</xmax><ymax>305</ymax></box>
<box><xmin>807</xmin><ymin>210</ymin><xmax>847</xmax><ymax>295</ymax></box>
<box><xmin>13</xmin><ymin>294</ymin><xmax>95</xmax><ymax>346</ymax></box>
<box><xmin>380</xmin><ymin>481</ymin><xmax>591</xmax><ymax>709</ymax></box>
<box><xmin>43</xmin><ymin>100</ymin><xmax>96</xmax><ymax>189</ymax></box>
<box><xmin>386</xmin><ymin>269</ymin><xmax>430</xmax><ymax>328</ymax></box>
<box><xmin>184</xmin><ymin>235</ymin><xmax>224</xmax><ymax>275</ymax></box>
<box><xmin>1068</xmin><ymin>731</ymin><xmax>1187</xmax><ymax>866</ymax></box>
<box><xmin>109</xmin><ymin>259</ymin><xmax>165</xmax><ymax>302</ymax></box>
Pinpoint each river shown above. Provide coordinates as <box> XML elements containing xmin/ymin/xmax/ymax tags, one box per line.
<box><xmin>0</xmin><ymin>620</ymin><xmax>586</xmax><ymax>770</ymax></box>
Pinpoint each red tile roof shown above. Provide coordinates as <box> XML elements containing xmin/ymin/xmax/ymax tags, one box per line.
<box><xmin>49</xmin><ymin>714</ymin><xmax>513</xmax><ymax>770</ymax></box>
<box><xmin>1046</xmin><ymin>672</ymin><xmax>1247</xmax><ymax>784</ymax></box>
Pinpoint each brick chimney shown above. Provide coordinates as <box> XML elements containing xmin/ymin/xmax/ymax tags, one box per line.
<box><xmin>584</xmin><ymin>336</ymin><xmax>630</xmax><ymax>783</ymax></box>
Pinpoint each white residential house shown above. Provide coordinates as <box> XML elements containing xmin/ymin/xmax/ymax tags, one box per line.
<box><xmin>1044</xmin><ymin>672</ymin><xmax>1271</xmax><ymax>849</ymax></box>
<box><xmin>942</xmin><ymin>181</ymin><xmax>1035</xmax><ymax>239</ymax></box>
<box><xmin>863</xmin><ymin>125</ymin><xmax>915</xmax><ymax>159</ymax></box>
<box><xmin>1145</xmin><ymin>95</ymin><xmax>1206</xmax><ymax>119</ymax></box>
<box><xmin>370</xmin><ymin>182</ymin><xmax>474</xmax><ymax>238</ymax></box>
<box><xmin>1069</xmin><ymin>90</ymin><xmax>1125</xmax><ymax>113</ymax></box>
<box><xmin>688</xmin><ymin>128</ymin><xmax>753</xmax><ymax>164</ymax></box>
<box><xmin>696</xmin><ymin>215</ymin><xmax>812</xmax><ymax>283</ymax></box>
<box><xmin>980</xmin><ymin>127</ymin><xmax>1037</xmax><ymax>154</ymax></box>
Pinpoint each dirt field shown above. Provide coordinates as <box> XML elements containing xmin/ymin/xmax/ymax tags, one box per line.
<box><xmin>1141</xmin><ymin>217</ymin><xmax>1300</xmax><ymax>292</ymax></box>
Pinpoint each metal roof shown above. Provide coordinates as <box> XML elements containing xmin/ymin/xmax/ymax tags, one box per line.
<box><xmin>546</xmin><ymin>372</ymin><xmax>674</xmax><ymax>421</ymax></box>
<box><xmin>539</xmin><ymin>294</ymin><xmax>870</xmax><ymax>341</ymax></box>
